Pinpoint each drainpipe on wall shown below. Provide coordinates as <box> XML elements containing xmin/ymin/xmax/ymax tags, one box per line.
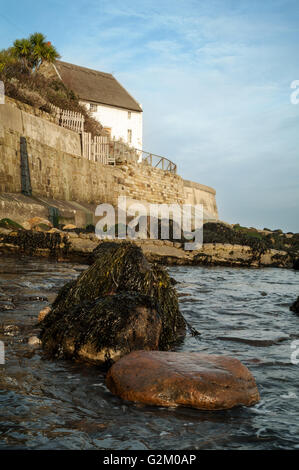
<box><xmin>20</xmin><ymin>137</ymin><xmax>32</xmax><ymax>197</ymax></box>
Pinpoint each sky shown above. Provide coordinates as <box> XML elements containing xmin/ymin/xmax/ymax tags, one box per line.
<box><xmin>1</xmin><ymin>0</ymin><xmax>298</xmax><ymax>232</ymax></box>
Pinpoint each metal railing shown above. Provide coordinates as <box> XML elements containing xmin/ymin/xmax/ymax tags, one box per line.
<box><xmin>135</xmin><ymin>149</ymin><xmax>177</xmax><ymax>173</ymax></box>
<box><xmin>49</xmin><ymin>104</ymin><xmax>176</xmax><ymax>172</ymax></box>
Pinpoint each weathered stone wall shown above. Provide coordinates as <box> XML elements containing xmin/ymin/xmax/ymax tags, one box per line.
<box><xmin>0</xmin><ymin>98</ymin><xmax>218</xmax><ymax>218</ymax></box>
<box><xmin>183</xmin><ymin>179</ymin><xmax>218</xmax><ymax>220</ymax></box>
<box><xmin>0</xmin><ymin>99</ymin><xmax>81</xmax><ymax>158</ymax></box>
<box><xmin>4</xmin><ymin>96</ymin><xmax>58</xmax><ymax>123</ymax></box>
<box><xmin>0</xmin><ymin>129</ymin><xmax>184</xmax><ymax>206</ymax></box>
<box><xmin>114</xmin><ymin>162</ymin><xmax>185</xmax><ymax>206</ymax></box>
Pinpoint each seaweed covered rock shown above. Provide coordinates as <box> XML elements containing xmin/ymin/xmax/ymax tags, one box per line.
<box><xmin>106</xmin><ymin>351</ymin><xmax>260</xmax><ymax>410</ymax></box>
<box><xmin>0</xmin><ymin>230</ymin><xmax>71</xmax><ymax>258</ymax></box>
<box><xmin>290</xmin><ymin>296</ymin><xmax>299</xmax><ymax>314</ymax></box>
<box><xmin>203</xmin><ymin>222</ymin><xmax>270</xmax><ymax>254</ymax></box>
<box><xmin>40</xmin><ymin>292</ymin><xmax>162</xmax><ymax>364</ymax></box>
<box><xmin>39</xmin><ymin>242</ymin><xmax>186</xmax><ymax>365</ymax></box>
<box><xmin>203</xmin><ymin>222</ymin><xmax>299</xmax><ymax>263</ymax></box>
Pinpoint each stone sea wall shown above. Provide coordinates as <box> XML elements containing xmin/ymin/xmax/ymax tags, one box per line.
<box><xmin>0</xmin><ymin>98</ymin><xmax>218</xmax><ymax>222</ymax></box>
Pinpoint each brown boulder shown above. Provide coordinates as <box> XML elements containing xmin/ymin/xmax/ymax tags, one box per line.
<box><xmin>106</xmin><ymin>351</ymin><xmax>260</xmax><ymax>410</ymax></box>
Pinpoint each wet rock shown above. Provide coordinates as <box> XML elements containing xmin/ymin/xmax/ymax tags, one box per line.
<box><xmin>67</xmin><ymin>232</ymin><xmax>79</xmax><ymax>238</ymax></box>
<box><xmin>20</xmin><ymin>295</ymin><xmax>48</xmax><ymax>302</ymax></box>
<box><xmin>140</xmin><ymin>242</ymin><xmax>193</xmax><ymax>266</ymax></box>
<box><xmin>26</xmin><ymin>217</ymin><xmax>53</xmax><ymax>230</ymax></box>
<box><xmin>192</xmin><ymin>244</ymin><xmax>293</xmax><ymax>268</ymax></box>
<box><xmin>42</xmin><ymin>292</ymin><xmax>162</xmax><ymax>364</ymax></box>
<box><xmin>0</xmin><ymin>294</ymin><xmax>13</xmax><ymax>302</ymax></box>
<box><xmin>1</xmin><ymin>325</ymin><xmax>20</xmax><ymax>336</ymax></box>
<box><xmin>39</xmin><ymin>242</ymin><xmax>186</xmax><ymax>365</ymax></box>
<box><xmin>63</xmin><ymin>224</ymin><xmax>77</xmax><ymax>230</ymax></box>
<box><xmin>106</xmin><ymin>351</ymin><xmax>260</xmax><ymax>410</ymax></box>
<box><xmin>0</xmin><ymin>227</ymin><xmax>11</xmax><ymax>235</ymax></box>
<box><xmin>201</xmin><ymin>222</ymin><xmax>299</xmax><ymax>268</ymax></box>
<box><xmin>47</xmin><ymin>228</ymin><xmax>62</xmax><ymax>234</ymax></box>
<box><xmin>38</xmin><ymin>306</ymin><xmax>51</xmax><ymax>322</ymax></box>
<box><xmin>28</xmin><ymin>336</ymin><xmax>42</xmax><ymax>347</ymax></box>
<box><xmin>68</xmin><ymin>237</ymin><xmax>98</xmax><ymax>254</ymax></box>
<box><xmin>290</xmin><ymin>296</ymin><xmax>299</xmax><ymax>314</ymax></box>
<box><xmin>22</xmin><ymin>350</ymin><xmax>36</xmax><ymax>359</ymax></box>
<box><xmin>22</xmin><ymin>222</ymin><xmax>31</xmax><ymax>230</ymax></box>
<box><xmin>34</xmin><ymin>223</ymin><xmax>53</xmax><ymax>232</ymax></box>
<box><xmin>0</xmin><ymin>301</ymin><xmax>15</xmax><ymax>311</ymax></box>
<box><xmin>0</xmin><ymin>230</ymin><xmax>71</xmax><ymax>258</ymax></box>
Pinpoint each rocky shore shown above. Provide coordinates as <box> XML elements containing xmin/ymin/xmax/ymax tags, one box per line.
<box><xmin>36</xmin><ymin>240</ymin><xmax>260</xmax><ymax>411</ymax></box>
<box><xmin>17</xmin><ymin>218</ymin><xmax>293</xmax><ymax>411</ymax></box>
<box><xmin>0</xmin><ymin>218</ymin><xmax>298</xmax><ymax>269</ymax></box>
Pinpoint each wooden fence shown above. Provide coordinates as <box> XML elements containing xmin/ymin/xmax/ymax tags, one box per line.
<box><xmin>49</xmin><ymin>105</ymin><xmax>176</xmax><ymax>171</ymax></box>
<box><xmin>82</xmin><ymin>131</ymin><xmax>92</xmax><ymax>160</ymax></box>
<box><xmin>50</xmin><ymin>105</ymin><xmax>84</xmax><ymax>133</ymax></box>
<box><xmin>82</xmin><ymin>132</ymin><xmax>115</xmax><ymax>165</ymax></box>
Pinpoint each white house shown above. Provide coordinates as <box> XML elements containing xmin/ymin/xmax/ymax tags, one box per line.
<box><xmin>52</xmin><ymin>60</ymin><xmax>143</xmax><ymax>149</ymax></box>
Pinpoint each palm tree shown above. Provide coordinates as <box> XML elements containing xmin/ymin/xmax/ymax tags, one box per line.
<box><xmin>11</xmin><ymin>33</ymin><xmax>60</xmax><ymax>73</ymax></box>
<box><xmin>12</xmin><ymin>38</ymin><xmax>32</xmax><ymax>70</ymax></box>
<box><xmin>29</xmin><ymin>32</ymin><xmax>60</xmax><ymax>71</ymax></box>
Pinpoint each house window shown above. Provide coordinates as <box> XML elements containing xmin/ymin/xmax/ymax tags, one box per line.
<box><xmin>127</xmin><ymin>129</ymin><xmax>132</xmax><ymax>144</ymax></box>
<box><xmin>128</xmin><ymin>111</ymin><xmax>131</xmax><ymax>119</ymax></box>
<box><xmin>90</xmin><ymin>103</ymin><xmax>97</xmax><ymax>112</ymax></box>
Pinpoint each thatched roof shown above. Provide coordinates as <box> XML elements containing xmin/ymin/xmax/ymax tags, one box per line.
<box><xmin>53</xmin><ymin>60</ymin><xmax>142</xmax><ymax>112</ymax></box>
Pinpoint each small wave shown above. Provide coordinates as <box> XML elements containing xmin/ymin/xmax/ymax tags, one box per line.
<box><xmin>217</xmin><ymin>335</ymin><xmax>289</xmax><ymax>347</ymax></box>
<box><xmin>280</xmin><ymin>392</ymin><xmax>297</xmax><ymax>399</ymax></box>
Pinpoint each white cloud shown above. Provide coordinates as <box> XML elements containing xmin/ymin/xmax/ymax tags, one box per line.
<box><xmin>57</xmin><ymin>0</ymin><xmax>299</xmax><ymax>231</ymax></box>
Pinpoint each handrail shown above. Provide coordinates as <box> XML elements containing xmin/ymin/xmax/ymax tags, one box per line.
<box><xmin>134</xmin><ymin>149</ymin><xmax>177</xmax><ymax>173</ymax></box>
<box><xmin>46</xmin><ymin>107</ymin><xmax>176</xmax><ymax>172</ymax></box>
